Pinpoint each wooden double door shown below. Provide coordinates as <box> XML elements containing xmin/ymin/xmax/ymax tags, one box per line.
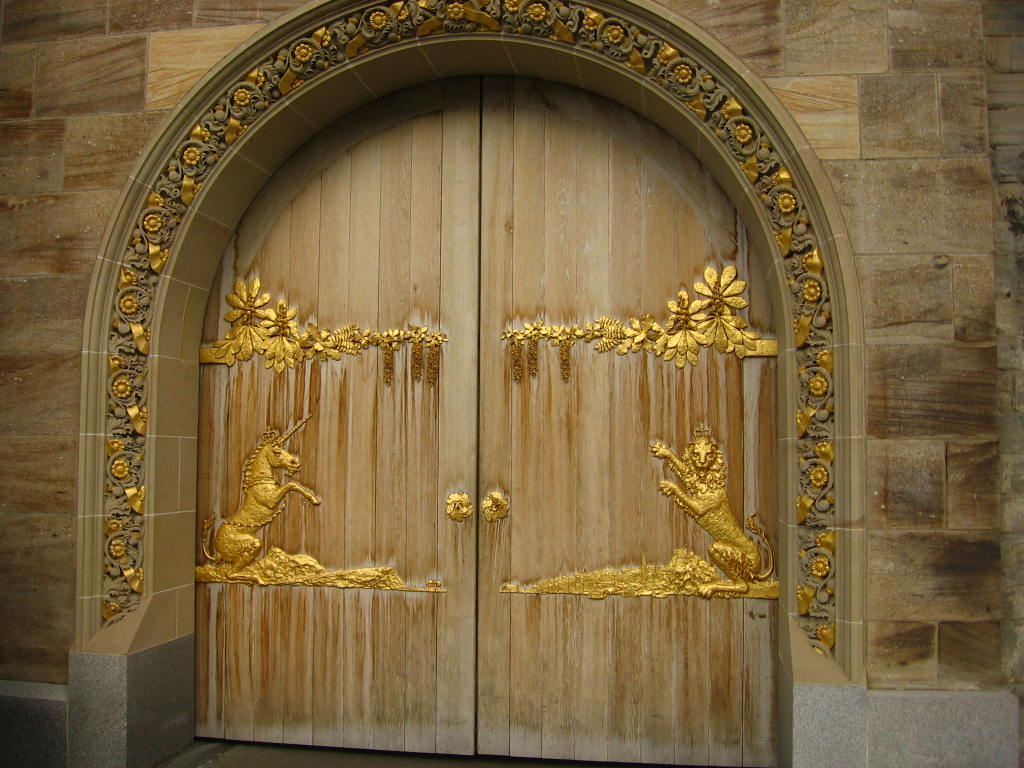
<box><xmin>196</xmin><ymin>77</ymin><xmax>777</xmax><ymax>766</ymax></box>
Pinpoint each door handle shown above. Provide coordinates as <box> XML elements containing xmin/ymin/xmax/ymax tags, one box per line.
<box><xmin>445</xmin><ymin>492</ymin><xmax>474</xmax><ymax>523</ymax></box>
<box><xmin>481</xmin><ymin>490</ymin><xmax>509</xmax><ymax>522</ymax></box>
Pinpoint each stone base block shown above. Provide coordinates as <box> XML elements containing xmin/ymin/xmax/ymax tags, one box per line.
<box><xmin>867</xmin><ymin>690</ymin><xmax>1019</xmax><ymax>768</ymax></box>
<box><xmin>0</xmin><ymin>680</ymin><xmax>68</xmax><ymax>768</ymax></box>
<box><xmin>69</xmin><ymin>634</ymin><xmax>194</xmax><ymax>768</ymax></box>
<box><xmin>788</xmin><ymin>682</ymin><xmax>868</xmax><ymax>767</ymax></box>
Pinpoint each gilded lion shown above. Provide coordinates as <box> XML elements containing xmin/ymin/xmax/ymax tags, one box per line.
<box><xmin>650</xmin><ymin>424</ymin><xmax>777</xmax><ymax>598</ymax></box>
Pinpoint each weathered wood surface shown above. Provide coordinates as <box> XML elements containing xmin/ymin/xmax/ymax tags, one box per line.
<box><xmin>196</xmin><ymin>81</ymin><xmax>480</xmax><ymax>753</ymax></box>
<box><xmin>197</xmin><ymin>77</ymin><xmax>777</xmax><ymax>766</ymax></box>
<box><xmin>475</xmin><ymin>79</ymin><xmax>777</xmax><ymax>767</ymax></box>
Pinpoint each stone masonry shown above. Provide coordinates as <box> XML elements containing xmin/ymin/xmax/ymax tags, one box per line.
<box><xmin>0</xmin><ymin>0</ymin><xmax>1019</xmax><ymax>762</ymax></box>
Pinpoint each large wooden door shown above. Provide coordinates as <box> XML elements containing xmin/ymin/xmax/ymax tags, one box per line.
<box><xmin>195</xmin><ymin>81</ymin><xmax>481</xmax><ymax>753</ymax></box>
<box><xmin>195</xmin><ymin>77</ymin><xmax>776</xmax><ymax>765</ymax></box>
<box><xmin>475</xmin><ymin>79</ymin><xmax>776</xmax><ymax>766</ymax></box>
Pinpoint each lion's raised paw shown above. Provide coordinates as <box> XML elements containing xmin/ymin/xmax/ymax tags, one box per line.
<box><xmin>650</xmin><ymin>441</ymin><xmax>672</xmax><ymax>458</ymax></box>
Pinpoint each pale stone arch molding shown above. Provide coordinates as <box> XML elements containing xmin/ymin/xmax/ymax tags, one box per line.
<box><xmin>77</xmin><ymin>0</ymin><xmax>864</xmax><ymax>684</ymax></box>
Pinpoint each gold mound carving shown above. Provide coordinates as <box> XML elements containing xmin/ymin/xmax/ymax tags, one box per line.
<box><xmin>196</xmin><ymin>546</ymin><xmax>443</xmax><ymax>591</ymax></box>
<box><xmin>501</xmin><ymin>549</ymin><xmax>717</xmax><ymax>598</ymax></box>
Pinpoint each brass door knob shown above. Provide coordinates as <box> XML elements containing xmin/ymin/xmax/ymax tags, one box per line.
<box><xmin>445</xmin><ymin>492</ymin><xmax>473</xmax><ymax>522</ymax></box>
<box><xmin>481</xmin><ymin>491</ymin><xmax>509</xmax><ymax>522</ymax></box>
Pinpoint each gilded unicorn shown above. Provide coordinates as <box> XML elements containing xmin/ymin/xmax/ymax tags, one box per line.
<box><xmin>200</xmin><ymin>414</ymin><xmax>320</xmax><ymax>578</ymax></box>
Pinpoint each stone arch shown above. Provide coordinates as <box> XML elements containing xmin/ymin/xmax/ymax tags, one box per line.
<box><xmin>74</xmin><ymin>0</ymin><xmax>864</xmax><ymax>761</ymax></box>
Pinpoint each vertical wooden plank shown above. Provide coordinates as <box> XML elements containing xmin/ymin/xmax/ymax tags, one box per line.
<box><xmin>311</xmin><ymin>588</ymin><xmax>344</xmax><ymax>746</ymax></box>
<box><xmin>607</xmin><ymin>596</ymin><xmax>642</xmax><ymax>763</ymax></box>
<box><xmin>403</xmin><ymin>593</ymin><xmax>437</xmax><ymax>753</ymax></box>
<box><xmin>434</xmin><ymin>78</ymin><xmax>480</xmax><ymax>755</ymax></box>
<box><xmin>536</xmin><ymin>91</ymin><xmax>580</xmax><ymax>764</ymax></box>
<box><xmin>674</xmin><ymin>583</ymin><xmax>711</xmax><ymax>765</ymax></box>
<box><xmin>280</xmin><ymin>587</ymin><xmax>314</xmax><ymax>744</ymax></box>
<box><xmin>343</xmin><ymin>590</ymin><xmax>374</xmax><ymax>750</ymax></box>
<box><xmin>637</xmin><ymin>147</ymin><xmax>680</xmax><ymax>765</ymax></box>
<box><xmin>640</xmin><ymin>598</ymin><xmax>676</xmax><ymax>765</ymax></box>
<box><xmin>708</xmin><ymin>598</ymin><xmax>745</xmax><ymax>766</ymax></box>
<box><xmin>278</xmin><ymin>171</ymin><xmax>320</xmax><ymax>745</ymax></box>
<box><xmin>371</xmin><ymin>118</ymin><xmax>412</xmax><ymax>753</ymax></box>
<box><xmin>404</xmin><ymin>109</ymin><xmax>443</xmax><ymax>755</ymax></box>
<box><xmin>571</xmin><ymin>116</ymin><xmax>611</xmax><ymax>764</ymax></box>
<box><xmin>477</xmin><ymin>75</ymin><xmax>514</xmax><ymax>758</ymax></box>
<box><xmin>342</xmin><ymin>129</ymin><xmax>382</xmax><ymax>751</ymax></box>
<box><xmin>743</xmin><ymin>354</ymin><xmax>778</xmax><ymax>767</ymax></box>
<box><xmin>370</xmin><ymin>592</ymin><xmax>406</xmax><ymax>750</ymax></box>
<box><xmin>311</xmin><ymin>150</ymin><xmax>352</xmax><ymax>747</ymax></box>
<box><xmin>193</xmin><ymin>583</ymin><xmax>221</xmax><ymax>738</ymax></box>
<box><xmin>309</xmin><ymin>365</ymin><xmax>347</xmax><ymax>746</ymax></box>
<box><xmin>222</xmin><ymin>587</ymin><xmax>255</xmax><ymax>742</ymax></box>
<box><xmin>606</xmin><ymin>133</ymin><xmax>646</xmax><ymax>767</ymax></box>
<box><xmin>250</xmin><ymin>589</ymin><xmax>283</xmax><ymax>743</ymax></box>
<box><xmin>509</xmin><ymin>595</ymin><xmax>542</xmax><ymax>756</ymax></box>
<box><xmin>507</xmin><ymin>80</ymin><xmax>546</xmax><ymax>759</ymax></box>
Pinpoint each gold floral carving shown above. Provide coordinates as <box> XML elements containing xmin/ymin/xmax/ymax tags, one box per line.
<box><xmin>196</xmin><ymin>416</ymin><xmax>443</xmax><ymax>591</ymax></box>
<box><xmin>481</xmin><ymin>490</ymin><xmax>510</xmax><ymax>522</ymax></box>
<box><xmin>502</xmin><ymin>426</ymin><xmax>777</xmax><ymax>600</ymax></box>
<box><xmin>503</xmin><ymin>266</ymin><xmax>776</xmax><ymax>382</ymax></box>
<box><xmin>100</xmin><ymin>0</ymin><xmax>838</xmax><ymax>655</ymax></box>
<box><xmin>199</xmin><ymin>279</ymin><xmax>448</xmax><ymax>385</ymax></box>
<box><xmin>445</xmin><ymin>492</ymin><xmax>474</xmax><ymax>522</ymax></box>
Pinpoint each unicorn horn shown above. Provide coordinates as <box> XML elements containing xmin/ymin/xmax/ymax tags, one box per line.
<box><xmin>280</xmin><ymin>413</ymin><xmax>312</xmax><ymax>443</ymax></box>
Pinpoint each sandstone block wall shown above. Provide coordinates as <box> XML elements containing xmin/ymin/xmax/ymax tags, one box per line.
<box><xmin>0</xmin><ymin>0</ymin><xmax>1013</xmax><ymax>706</ymax></box>
<box><xmin>985</xmin><ymin>0</ymin><xmax>1024</xmax><ymax>753</ymax></box>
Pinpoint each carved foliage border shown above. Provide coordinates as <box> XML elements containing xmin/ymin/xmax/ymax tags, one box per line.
<box><xmin>101</xmin><ymin>0</ymin><xmax>837</xmax><ymax>653</ymax></box>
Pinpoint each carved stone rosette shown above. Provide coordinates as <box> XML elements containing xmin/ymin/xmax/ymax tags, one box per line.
<box><xmin>100</xmin><ymin>0</ymin><xmax>837</xmax><ymax>655</ymax></box>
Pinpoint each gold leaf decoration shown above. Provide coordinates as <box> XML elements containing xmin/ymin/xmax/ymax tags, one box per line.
<box><xmin>481</xmin><ymin>491</ymin><xmax>510</xmax><ymax>522</ymax></box>
<box><xmin>504</xmin><ymin>427</ymin><xmax>777</xmax><ymax>600</ymax></box>
<box><xmin>200</xmin><ymin>280</ymin><xmax>447</xmax><ymax>385</ymax></box>
<box><xmin>445</xmin><ymin>492</ymin><xmax>473</xmax><ymax>523</ymax></box>
<box><xmin>503</xmin><ymin>266</ymin><xmax>775</xmax><ymax>381</ymax></box>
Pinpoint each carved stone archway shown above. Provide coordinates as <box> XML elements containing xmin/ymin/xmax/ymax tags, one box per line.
<box><xmin>73</xmin><ymin>0</ymin><xmax>865</xmax><ymax>764</ymax></box>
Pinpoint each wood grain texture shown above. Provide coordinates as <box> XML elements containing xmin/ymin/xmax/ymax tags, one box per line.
<box><xmin>476</xmin><ymin>78</ymin><xmax>515</xmax><ymax>759</ymax></box>
<box><xmin>197</xmin><ymin>77</ymin><xmax>777</xmax><ymax>765</ymax></box>
<box><xmin>475</xmin><ymin>79</ymin><xmax>777</xmax><ymax>766</ymax></box>
<box><xmin>197</xmin><ymin>81</ymin><xmax>479</xmax><ymax>754</ymax></box>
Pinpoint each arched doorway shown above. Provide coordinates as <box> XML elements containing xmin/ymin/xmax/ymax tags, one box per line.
<box><xmin>193</xmin><ymin>76</ymin><xmax>778</xmax><ymax>763</ymax></box>
<box><xmin>74</xmin><ymin>1</ymin><xmax>864</xmax><ymax>765</ymax></box>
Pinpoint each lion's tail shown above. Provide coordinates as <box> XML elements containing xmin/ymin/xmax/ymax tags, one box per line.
<box><xmin>200</xmin><ymin>518</ymin><xmax>219</xmax><ymax>563</ymax></box>
<box><xmin>746</xmin><ymin>514</ymin><xmax>775</xmax><ymax>581</ymax></box>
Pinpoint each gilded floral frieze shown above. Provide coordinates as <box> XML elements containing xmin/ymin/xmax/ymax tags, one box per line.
<box><xmin>503</xmin><ymin>266</ymin><xmax>776</xmax><ymax>382</ymax></box>
<box><xmin>200</xmin><ymin>279</ymin><xmax>448</xmax><ymax>385</ymax></box>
